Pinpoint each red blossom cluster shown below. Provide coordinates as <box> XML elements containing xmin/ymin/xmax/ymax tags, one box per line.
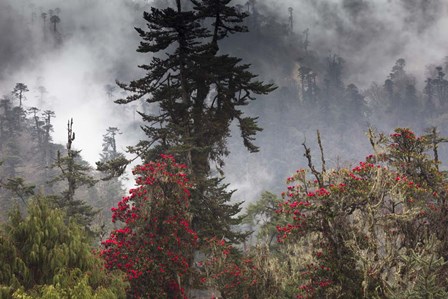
<box><xmin>296</xmin><ymin>245</ymin><xmax>335</xmax><ymax>299</ymax></box>
<box><xmin>387</xmin><ymin>128</ymin><xmax>427</xmax><ymax>159</ymax></box>
<box><xmin>197</xmin><ymin>238</ymin><xmax>259</xmax><ymax>297</ymax></box>
<box><xmin>274</xmin><ymin>129</ymin><xmax>447</xmax><ymax>298</ymax></box>
<box><xmin>390</xmin><ymin>128</ymin><xmax>416</xmax><ymax>140</ymax></box>
<box><xmin>276</xmin><ymin>144</ymin><xmax>433</xmax><ymax>297</ymax></box>
<box><xmin>100</xmin><ymin>155</ymin><xmax>196</xmax><ymax>298</ymax></box>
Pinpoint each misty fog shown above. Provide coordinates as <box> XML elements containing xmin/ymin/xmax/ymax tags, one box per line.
<box><xmin>1</xmin><ymin>0</ymin><xmax>448</xmax><ymax>204</ymax></box>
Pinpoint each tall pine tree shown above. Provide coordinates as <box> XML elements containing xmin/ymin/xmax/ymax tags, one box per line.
<box><xmin>113</xmin><ymin>0</ymin><xmax>276</xmax><ymax>243</ymax></box>
<box><xmin>50</xmin><ymin>119</ymin><xmax>97</xmax><ymax>227</ymax></box>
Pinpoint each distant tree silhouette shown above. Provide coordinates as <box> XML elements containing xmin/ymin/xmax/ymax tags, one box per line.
<box><xmin>50</xmin><ymin>15</ymin><xmax>60</xmax><ymax>32</ymax></box>
<box><xmin>40</xmin><ymin>12</ymin><xmax>47</xmax><ymax>27</ymax></box>
<box><xmin>12</xmin><ymin>83</ymin><xmax>28</xmax><ymax>108</ymax></box>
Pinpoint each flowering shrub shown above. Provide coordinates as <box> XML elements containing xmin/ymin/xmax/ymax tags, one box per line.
<box><xmin>275</xmin><ymin>128</ymin><xmax>448</xmax><ymax>298</ymax></box>
<box><xmin>197</xmin><ymin>238</ymin><xmax>260</xmax><ymax>299</ymax></box>
<box><xmin>101</xmin><ymin>155</ymin><xmax>197</xmax><ymax>298</ymax></box>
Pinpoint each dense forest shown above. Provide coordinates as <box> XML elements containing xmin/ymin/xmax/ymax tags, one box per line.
<box><xmin>1</xmin><ymin>0</ymin><xmax>448</xmax><ymax>298</ymax></box>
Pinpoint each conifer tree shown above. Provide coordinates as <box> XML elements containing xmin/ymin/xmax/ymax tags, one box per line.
<box><xmin>426</xmin><ymin>66</ymin><xmax>448</xmax><ymax>109</ymax></box>
<box><xmin>50</xmin><ymin>119</ymin><xmax>97</xmax><ymax>227</ymax></box>
<box><xmin>0</xmin><ymin>93</ymin><xmax>24</xmax><ymax>178</ymax></box>
<box><xmin>242</xmin><ymin>191</ymin><xmax>284</xmax><ymax>246</ymax></box>
<box><xmin>28</xmin><ymin>107</ymin><xmax>43</xmax><ymax>146</ymax></box>
<box><xmin>322</xmin><ymin>55</ymin><xmax>345</xmax><ymax>123</ymax></box>
<box><xmin>12</xmin><ymin>83</ymin><xmax>28</xmax><ymax>108</ymax></box>
<box><xmin>41</xmin><ymin>12</ymin><xmax>47</xmax><ymax>40</ymax></box>
<box><xmin>41</xmin><ymin>110</ymin><xmax>55</xmax><ymax>167</ymax></box>
<box><xmin>50</xmin><ymin>15</ymin><xmax>60</xmax><ymax>32</ymax></box>
<box><xmin>99</xmin><ymin>127</ymin><xmax>122</xmax><ymax>162</ymax></box>
<box><xmin>0</xmin><ymin>196</ymin><xmax>127</xmax><ymax>298</ymax></box>
<box><xmin>96</xmin><ymin>127</ymin><xmax>128</xmax><ymax>180</ymax></box>
<box><xmin>0</xmin><ymin>176</ymin><xmax>34</xmax><ymax>205</ymax></box>
<box><xmin>298</xmin><ymin>65</ymin><xmax>319</xmax><ymax>106</ymax></box>
<box><xmin>344</xmin><ymin>83</ymin><xmax>368</xmax><ymax>124</ymax></box>
<box><xmin>96</xmin><ymin>127</ymin><xmax>126</xmax><ymax>226</ymax></box>
<box><xmin>112</xmin><ymin>0</ymin><xmax>276</xmax><ymax>242</ymax></box>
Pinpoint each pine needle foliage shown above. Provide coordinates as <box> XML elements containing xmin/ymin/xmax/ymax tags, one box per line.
<box><xmin>111</xmin><ymin>0</ymin><xmax>276</xmax><ymax>243</ymax></box>
<box><xmin>0</xmin><ymin>196</ymin><xmax>127</xmax><ymax>298</ymax></box>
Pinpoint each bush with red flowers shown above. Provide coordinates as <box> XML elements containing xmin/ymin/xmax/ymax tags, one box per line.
<box><xmin>101</xmin><ymin>155</ymin><xmax>197</xmax><ymax>298</ymax></box>
<box><xmin>274</xmin><ymin>128</ymin><xmax>448</xmax><ymax>298</ymax></box>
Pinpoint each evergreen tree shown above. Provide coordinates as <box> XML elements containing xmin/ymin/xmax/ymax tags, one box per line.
<box><xmin>28</xmin><ymin>107</ymin><xmax>44</xmax><ymax>148</ymax></box>
<box><xmin>95</xmin><ymin>127</ymin><xmax>125</xmax><ymax>228</ymax></box>
<box><xmin>96</xmin><ymin>127</ymin><xmax>128</xmax><ymax>180</ymax></box>
<box><xmin>113</xmin><ymin>0</ymin><xmax>276</xmax><ymax>243</ymax></box>
<box><xmin>403</xmin><ymin>82</ymin><xmax>420</xmax><ymax>122</ymax></box>
<box><xmin>0</xmin><ymin>196</ymin><xmax>127</xmax><ymax>298</ymax></box>
<box><xmin>431</xmin><ymin>66</ymin><xmax>448</xmax><ymax>107</ymax></box>
<box><xmin>344</xmin><ymin>83</ymin><xmax>368</xmax><ymax>123</ymax></box>
<box><xmin>0</xmin><ymin>96</ymin><xmax>14</xmax><ymax>141</ymax></box>
<box><xmin>322</xmin><ymin>55</ymin><xmax>345</xmax><ymax>123</ymax></box>
<box><xmin>99</xmin><ymin>127</ymin><xmax>121</xmax><ymax>162</ymax></box>
<box><xmin>41</xmin><ymin>12</ymin><xmax>47</xmax><ymax>41</ymax></box>
<box><xmin>242</xmin><ymin>191</ymin><xmax>285</xmax><ymax>246</ymax></box>
<box><xmin>12</xmin><ymin>83</ymin><xmax>28</xmax><ymax>108</ymax></box>
<box><xmin>298</xmin><ymin>65</ymin><xmax>319</xmax><ymax>106</ymax></box>
<box><xmin>0</xmin><ymin>92</ymin><xmax>24</xmax><ymax>178</ymax></box>
<box><xmin>423</xmin><ymin>66</ymin><xmax>448</xmax><ymax>122</ymax></box>
<box><xmin>384</xmin><ymin>78</ymin><xmax>394</xmax><ymax>103</ymax></box>
<box><xmin>389</xmin><ymin>57</ymin><xmax>406</xmax><ymax>81</ymax></box>
<box><xmin>50</xmin><ymin>15</ymin><xmax>60</xmax><ymax>32</ymax></box>
<box><xmin>383</xmin><ymin>59</ymin><xmax>407</xmax><ymax>112</ymax></box>
<box><xmin>323</xmin><ymin>55</ymin><xmax>344</xmax><ymax>99</ymax></box>
<box><xmin>0</xmin><ymin>176</ymin><xmax>34</xmax><ymax>205</ymax></box>
<box><xmin>424</xmin><ymin>77</ymin><xmax>436</xmax><ymax>118</ymax></box>
<box><xmin>50</xmin><ymin>119</ymin><xmax>97</xmax><ymax>227</ymax></box>
<box><xmin>381</xmin><ymin>58</ymin><xmax>421</xmax><ymax>125</ymax></box>
<box><xmin>41</xmin><ymin>110</ymin><xmax>55</xmax><ymax>167</ymax></box>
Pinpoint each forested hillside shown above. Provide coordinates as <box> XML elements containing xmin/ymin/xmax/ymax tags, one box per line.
<box><xmin>1</xmin><ymin>0</ymin><xmax>448</xmax><ymax>298</ymax></box>
<box><xmin>0</xmin><ymin>87</ymin><xmax>125</xmax><ymax>227</ymax></box>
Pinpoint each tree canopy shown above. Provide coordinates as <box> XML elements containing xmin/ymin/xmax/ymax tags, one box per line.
<box><xmin>112</xmin><ymin>0</ymin><xmax>276</xmax><ymax>243</ymax></box>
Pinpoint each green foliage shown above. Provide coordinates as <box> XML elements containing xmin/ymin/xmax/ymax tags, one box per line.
<box><xmin>11</xmin><ymin>273</ymin><xmax>125</xmax><ymax>299</ymax></box>
<box><xmin>198</xmin><ymin>238</ymin><xmax>315</xmax><ymax>299</ymax></box>
<box><xmin>0</xmin><ymin>196</ymin><xmax>126</xmax><ymax>299</ymax></box>
<box><xmin>111</xmin><ymin>0</ymin><xmax>276</xmax><ymax>244</ymax></box>
<box><xmin>387</xmin><ymin>235</ymin><xmax>448</xmax><ymax>299</ymax></box>
<box><xmin>0</xmin><ymin>177</ymin><xmax>35</xmax><ymax>204</ymax></box>
<box><xmin>245</xmin><ymin>242</ymin><xmax>317</xmax><ymax>298</ymax></box>
<box><xmin>190</xmin><ymin>177</ymin><xmax>247</xmax><ymax>243</ymax></box>
<box><xmin>96</xmin><ymin>127</ymin><xmax>128</xmax><ymax>181</ymax></box>
<box><xmin>49</xmin><ymin>119</ymin><xmax>97</xmax><ymax>227</ymax></box>
<box><xmin>243</xmin><ymin>191</ymin><xmax>286</xmax><ymax>246</ymax></box>
<box><xmin>242</xmin><ymin>128</ymin><xmax>448</xmax><ymax>298</ymax></box>
<box><xmin>93</xmin><ymin>127</ymin><xmax>126</xmax><ymax>235</ymax></box>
